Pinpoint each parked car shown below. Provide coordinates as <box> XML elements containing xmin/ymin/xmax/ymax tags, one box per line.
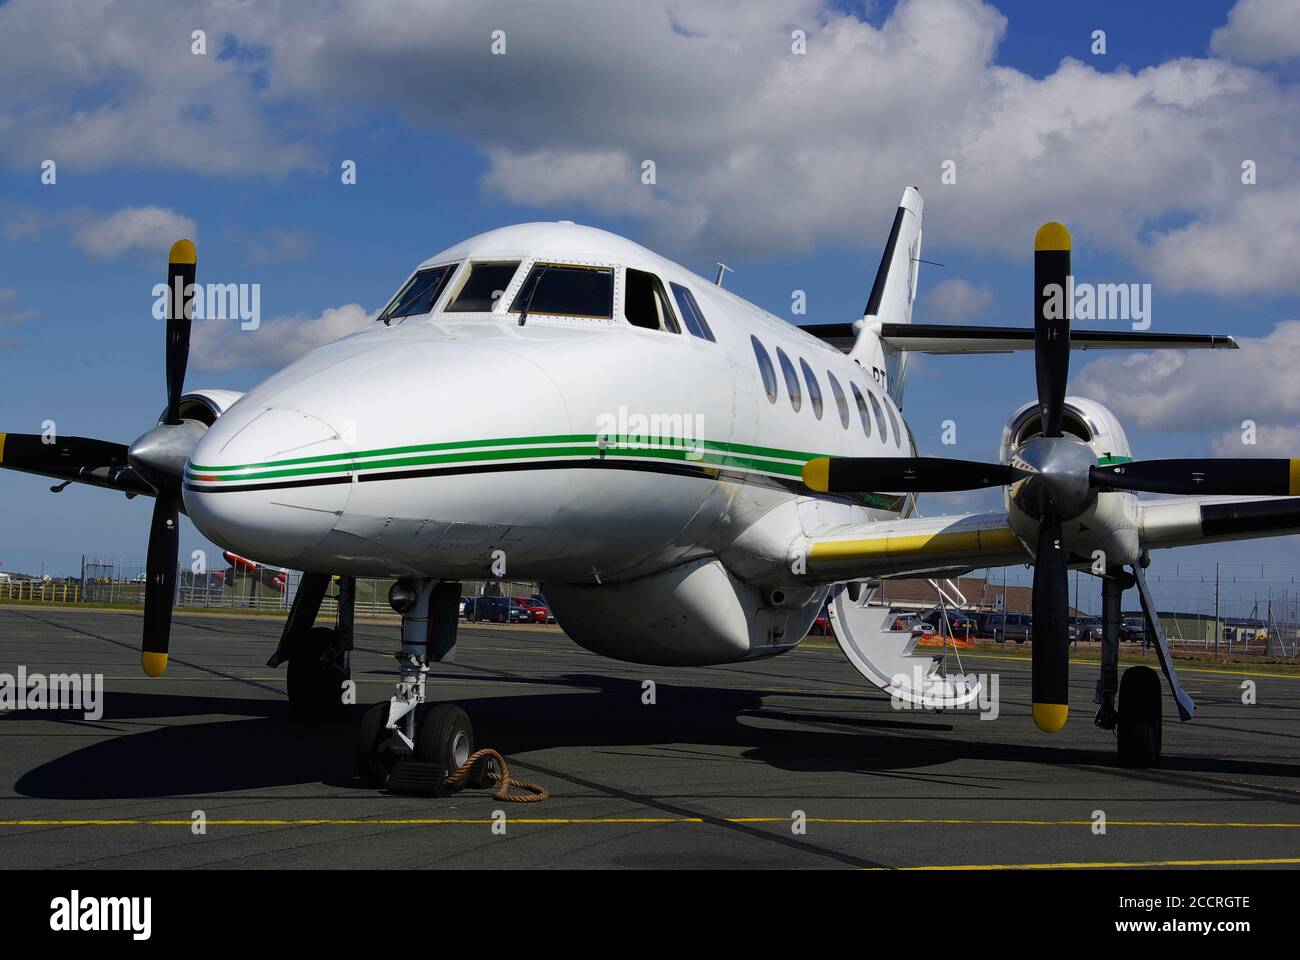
<box><xmin>1120</xmin><ymin>616</ymin><xmax>1146</xmax><ymax>643</ymax></box>
<box><xmin>920</xmin><ymin>607</ymin><xmax>977</xmax><ymax>639</ymax></box>
<box><xmin>1071</xmin><ymin>616</ymin><xmax>1103</xmax><ymax>642</ymax></box>
<box><xmin>987</xmin><ymin>612</ymin><xmax>1033</xmax><ymax>644</ymax></box>
<box><xmin>509</xmin><ymin>596</ymin><xmax>554</xmax><ymax>623</ymax></box>
<box><xmin>465</xmin><ymin>596</ymin><xmax>533</xmax><ymax>624</ymax></box>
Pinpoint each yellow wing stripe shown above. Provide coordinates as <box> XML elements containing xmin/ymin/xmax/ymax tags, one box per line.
<box><xmin>808</xmin><ymin>526</ymin><xmax>1021</xmax><ymax>562</ymax></box>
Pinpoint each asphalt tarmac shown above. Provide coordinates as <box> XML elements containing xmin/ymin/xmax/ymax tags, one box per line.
<box><xmin>2</xmin><ymin>605</ymin><xmax>1299</xmax><ymax>869</ymax></box>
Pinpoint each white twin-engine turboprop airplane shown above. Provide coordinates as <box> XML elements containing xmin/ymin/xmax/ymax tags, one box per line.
<box><xmin>5</xmin><ymin>186</ymin><xmax>1299</xmax><ymax>789</ymax></box>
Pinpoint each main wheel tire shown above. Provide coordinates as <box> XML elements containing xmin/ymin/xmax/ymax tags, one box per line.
<box><xmin>357</xmin><ymin>701</ymin><xmax>394</xmax><ymax>788</ymax></box>
<box><xmin>286</xmin><ymin>626</ymin><xmax>347</xmax><ymax>720</ymax></box>
<box><xmin>413</xmin><ymin>704</ymin><xmax>475</xmax><ymax>798</ymax></box>
<box><xmin>1117</xmin><ymin>665</ymin><xmax>1162</xmax><ymax>768</ymax></box>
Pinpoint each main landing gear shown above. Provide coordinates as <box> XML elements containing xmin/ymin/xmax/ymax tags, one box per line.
<box><xmin>354</xmin><ymin>578</ymin><xmax>495</xmax><ymax>795</ymax></box>
<box><xmin>1094</xmin><ymin>558</ymin><xmax>1194</xmax><ymax>768</ymax></box>
<box><xmin>269</xmin><ymin>572</ymin><xmax>352</xmax><ymax>720</ymax></box>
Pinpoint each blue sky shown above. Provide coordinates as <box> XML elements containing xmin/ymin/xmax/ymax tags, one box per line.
<box><xmin>3</xmin><ymin>0</ymin><xmax>1300</xmax><ymax>617</ymax></box>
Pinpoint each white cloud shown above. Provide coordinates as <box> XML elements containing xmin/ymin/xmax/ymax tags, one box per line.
<box><xmin>244</xmin><ymin>228</ymin><xmax>315</xmax><ymax>265</ymax></box>
<box><xmin>0</xmin><ymin>0</ymin><xmax>317</xmax><ymax>175</ymax></box>
<box><xmin>0</xmin><ymin>288</ymin><xmax>38</xmax><ymax>348</ymax></box>
<box><xmin>71</xmin><ymin>206</ymin><xmax>197</xmax><ymax>259</ymax></box>
<box><xmin>1072</xmin><ymin>319</ymin><xmax>1300</xmax><ymax>433</ymax></box>
<box><xmin>5</xmin><ymin>0</ymin><xmax>1300</xmax><ymax>297</ymax></box>
<box><xmin>190</xmin><ymin>302</ymin><xmax>374</xmax><ymax>372</ymax></box>
<box><xmin>1141</xmin><ymin>184</ymin><xmax>1300</xmax><ymax>296</ymax></box>
<box><xmin>924</xmin><ymin>277</ymin><xmax>993</xmax><ymax>321</ymax></box>
<box><xmin>1211</xmin><ymin>422</ymin><xmax>1300</xmax><ymax>457</ymax></box>
<box><xmin>1211</xmin><ymin>0</ymin><xmax>1300</xmax><ymax>64</ymax></box>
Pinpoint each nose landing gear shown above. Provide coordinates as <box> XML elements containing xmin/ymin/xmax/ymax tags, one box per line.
<box><xmin>356</xmin><ymin>579</ymin><xmax>483</xmax><ymax>793</ymax></box>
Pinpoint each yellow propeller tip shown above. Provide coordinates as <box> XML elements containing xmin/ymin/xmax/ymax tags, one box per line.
<box><xmin>1032</xmin><ymin>702</ymin><xmax>1068</xmax><ymax>733</ymax></box>
<box><xmin>168</xmin><ymin>239</ymin><xmax>197</xmax><ymax>265</ymax></box>
<box><xmin>0</xmin><ymin>432</ymin><xmax>7</xmax><ymax>464</ymax></box>
<box><xmin>802</xmin><ymin>457</ymin><xmax>830</xmax><ymax>492</ymax></box>
<box><xmin>1034</xmin><ymin>221</ymin><xmax>1070</xmax><ymax>252</ymax></box>
<box><xmin>142</xmin><ymin>652</ymin><xmax>169</xmax><ymax>677</ymax></box>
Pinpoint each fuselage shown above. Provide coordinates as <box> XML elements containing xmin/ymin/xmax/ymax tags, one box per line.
<box><xmin>183</xmin><ymin>222</ymin><xmax>913</xmax><ymax>586</ymax></box>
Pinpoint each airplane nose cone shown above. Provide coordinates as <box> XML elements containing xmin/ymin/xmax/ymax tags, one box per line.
<box><xmin>183</xmin><ymin>406</ymin><xmax>353</xmax><ymax>566</ymax></box>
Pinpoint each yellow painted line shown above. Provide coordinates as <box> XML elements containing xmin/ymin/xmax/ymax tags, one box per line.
<box><xmin>4</xmin><ymin>817</ymin><xmax>1300</xmax><ymax>828</ymax></box>
<box><xmin>872</xmin><ymin>857</ymin><xmax>1300</xmax><ymax>871</ymax></box>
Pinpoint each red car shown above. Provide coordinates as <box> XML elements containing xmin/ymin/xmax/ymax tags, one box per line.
<box><xmin>509</xmin><ymin>596</ymin><xmax>552</xmax><ymax>623</ymax></box>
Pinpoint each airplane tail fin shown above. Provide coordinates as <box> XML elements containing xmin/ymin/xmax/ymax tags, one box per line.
<box><xmin>852</xmin><ymin>186</ymin><xmax>923</xmax><ymax>403</ymax></box>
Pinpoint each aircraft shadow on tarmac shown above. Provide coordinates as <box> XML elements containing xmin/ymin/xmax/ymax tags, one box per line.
<box><xmin>10</xmin><ymin>673</ymin><xmax>1299</xmax><ymax>799</ymax></box>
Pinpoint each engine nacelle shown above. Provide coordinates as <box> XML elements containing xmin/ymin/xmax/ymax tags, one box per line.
<box><xmin>1000</xmin><ymin>395</ymin><xmax>1141</xmax><ymax>566</ymax></box>
<box><xmin>164</xmin><ymin>389</ymin><xmax>245</xmax><ymax>427</ymax></box>
<box><xmin>999</xmin><ymin>395</ymin><xmax>1131</xmax><ymax>465</ymax></box>
<box><xmin>543</xmin><ymin>558</ymin><xmax>828</xmax><ymax>666</ymax></box>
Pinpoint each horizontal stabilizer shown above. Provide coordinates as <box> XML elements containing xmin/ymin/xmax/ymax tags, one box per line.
<box><xmin>876</xmin><ymin>323</ymin><xmax>1237</xmax><ymax>355</ymax></box>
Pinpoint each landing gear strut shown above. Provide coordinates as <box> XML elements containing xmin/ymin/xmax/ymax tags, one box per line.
<box><xmin>356</xmin><ymin>578</ymin><xmax>488</xmax><ymax>793</ymax></box>
<box><xmin>1093</xmin><ymin>559</ymin><xmax>1194</xmax><ymax>768</ymax></box>
<box><xmin>272</xmin><ymin>572</ymin><xmax>353</xmax><ymax>719</ymax></box>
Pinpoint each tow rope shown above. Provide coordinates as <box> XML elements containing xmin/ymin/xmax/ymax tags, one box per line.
<box><xmin>443</xmin><ymin>748</ymin><xmax>549</xmax><ymax>803</ymax></box>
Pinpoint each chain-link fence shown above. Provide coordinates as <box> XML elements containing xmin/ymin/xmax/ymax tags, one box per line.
<box><xmin>14</xmin><ymin>555</ymin><xmax>542</xmax><ymax>619</ymax></box>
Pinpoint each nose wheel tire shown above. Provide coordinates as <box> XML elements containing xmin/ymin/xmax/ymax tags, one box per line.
<box><xmin>286</xmin><ymin>626</ymin><xmax>347</xmax><ymax>720</ymax></box>
<box><xmin>385</xmin><ymin>704</ymin><xmax>478</xmax><ymax>797</ymax></box>
<box><xmin>1117</xmin><ymin>665</ymin><xmax>1162</xmax><ymax>768</ymax></box>
<box><xmin>357</xmin><ymin>701</ymin><xmax>395</xmax><ymax>788</ymax></box>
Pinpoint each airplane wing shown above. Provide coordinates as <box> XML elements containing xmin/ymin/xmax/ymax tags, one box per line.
<box><xmin>798</xmin><ymin>495</ymin><xmax>1300</xmax><ymax>585</ymax></box>
<box><xmin>1138</xmin><ymin>495</ymin><xmax>1300</xmax><ymax>550</ymax></box>
<box><xmin>799</xmin><ymin>511</ymin><xmax>1029</xmax><ymax>582</ymax></box>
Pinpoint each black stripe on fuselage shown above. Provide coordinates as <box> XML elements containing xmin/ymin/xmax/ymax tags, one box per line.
<box><xmin>184</xmin><ymin>457</ymin><xmax>723</xmax><ymax>494</ymax></box>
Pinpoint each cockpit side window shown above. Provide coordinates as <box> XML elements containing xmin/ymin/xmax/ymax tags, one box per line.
<box><xmin>379</xmin><ymin>263</ymin><xmax>459</xmax><ymax>322</ymax></box>
<box><xmin>445</xmin><ymin>261</ymin><xmax>522</xmax><ymax>313</ymax></box>
<box><xmin>625</xmin><ymin>268</ymin><xmax>680</xmax><ymax>333</ymax></box>
<box><xmin>509</xmin><ymin>263</ymin><xmax>614</xmax><ymax>319</ymax></box>
<box><xmin>669</xmin><ymin>282</ymin><xmax>716</xmax><ymax>342</ymax></box>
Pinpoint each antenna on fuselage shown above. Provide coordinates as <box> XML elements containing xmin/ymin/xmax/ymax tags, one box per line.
<box><xmin>714</xmin><ymin>262</ymin><xmax>732</xmax><ymax>286</ymax></box>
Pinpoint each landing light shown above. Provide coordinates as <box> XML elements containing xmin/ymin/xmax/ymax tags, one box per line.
<box><xmin>389</xmin><ymin>579</ymin><xmax>419</xmax><ymax>615</ymax></box>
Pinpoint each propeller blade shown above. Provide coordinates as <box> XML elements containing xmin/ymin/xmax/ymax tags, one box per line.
<box><xmin>1093</xmin><ymin>458</ymin><xmax>1300</xmax><ymax>497</ymax></box>
<box><xmin>142</xmin><ymin>497</ymin><xmax>179</xmax><ymax>676</ymax></box>
<box><xmin>0</xmin><ymin>432</ymin><xmax>152</xmax><ymax>495</ymax></box>
<box><xmin>1034</xmin><ymin>222</ymin><xmax>1071</xmax><ymax>437</ymax></box>
<box><xmin>803</xmin><ymin>456</ymin><xmax>1023</xmax><ymax>493</ymax></box>
<box><xmin>164</xmin><ymin>239</ymin><xmax>197</xmax><ymax>425</ymax></box>
<box><xmin>1030</xmin><ymin>515</ymin><xmax>1070</xmax><ymax>733</ymax></box>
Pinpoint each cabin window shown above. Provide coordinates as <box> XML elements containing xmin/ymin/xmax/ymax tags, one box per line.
<box><xmin>867</xmin><ymin>388</ymin><xmax>889</xmax><ymax>441</ymax></box>
<box><xmin>851</xmin><ymin>383</ymin><xmax>872</xmax><ymax>437</ymax></box>
<box><xmin>509</xmin><ymin>263</ymin><xmax>614</xmax><ymax>319</ymax></box>
<box><xmin>752</xmin><ymin>336</ymin><xmax>777</xmax><ymax>402</ymax></box>
<box><xmin>799</xmin><ymin>358</ymin><xmax>823</xmax><ymax>420</ymax></box>
<box><xmin>669</xmin><ymin>282</ymin><xmax>716</xmax><ymax>341</ymax></box>
<box><xmin>379</xmin><ymin>263</ymin><xmax>459</xmax><ymax>321</ymax></box>
<box><xmin>776</xmin><ymin>347</ymin><xmax>801</xmax><ymax>412</ymax></box>
<box><xmin>883</xmin><ymin>396</ymin><xmax>903</xmax><ymax>448</ymax></box>
<box><xmin>827</xmin><ymin>372</ymin><xmax>850</xmax><ymax>428</ymax></box>
<box><xmin>625</xmin><ymin>268</ymin><xmax>680</xmax><ymax>333</ymax></box>
<box><xmin>446</xmin><ymin>261</ymin><xmax>522</xmax><ymax>312</ymax></box>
